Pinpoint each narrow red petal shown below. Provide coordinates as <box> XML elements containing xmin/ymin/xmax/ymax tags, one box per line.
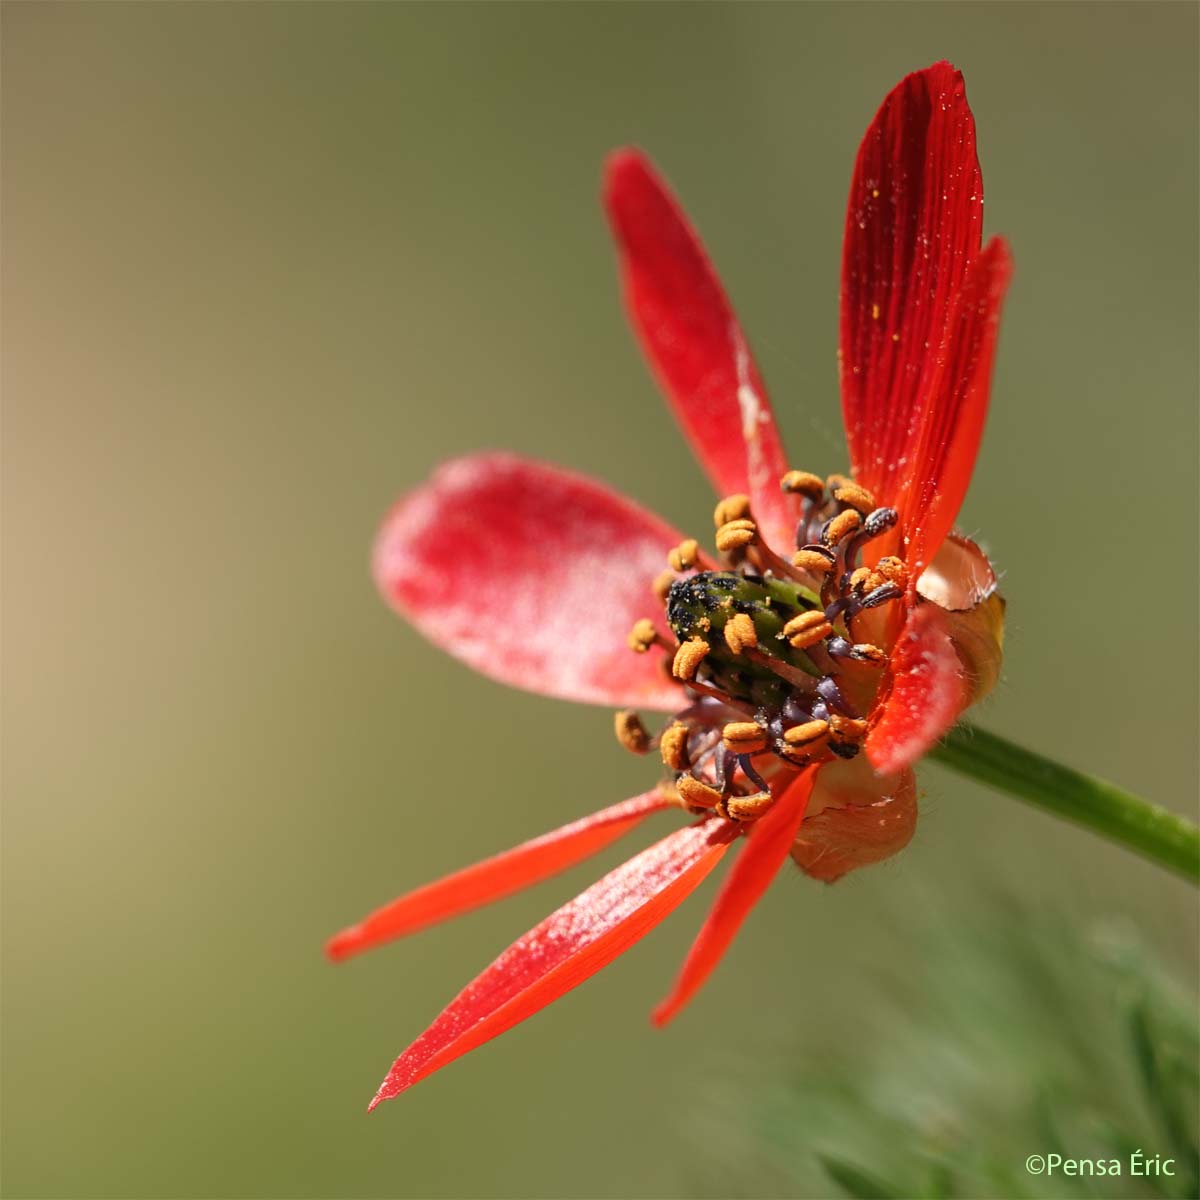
<box><xmin>840</xmin><ymin>62</ymin><xmax>984</xmax><ymax>515</ymax></box>
<box><xmin>326</xmin><ymin>792</ymin><xmax>669</xmax><ymax>962</ymax></box>
<box><xmin>866</xmin><ymin>604</ymin><xmax>966</xmax><ymax>775</ymax></box>
<box><xmin>652</xmin><ymin>767</ymin><xmax>818</xmax><ymax>1028</ymax></box>
<box><xmin>896</xmin><ymin>238</ymin><xmax>1012</xmax><ymax>575</ymax></box>
<box><xmin>374</xmin><ymin>452</ymin><xmax>684</xmax><ymax>711</ymax></box>
<box><xmin>369</xmin><ymin>819</ymin><xmax>737</xmax><ymax>1105</ymax></box>
<box><xmin>604</xmin><ymin>150</ymin><xmax>799</xmax><ymax>548</ymax></box>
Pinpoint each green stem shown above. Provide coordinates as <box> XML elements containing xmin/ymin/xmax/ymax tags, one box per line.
<box><xmin>929</xmin><ymin>724</ymin><xmax>1199</xmax><ymax>884</ymax></box>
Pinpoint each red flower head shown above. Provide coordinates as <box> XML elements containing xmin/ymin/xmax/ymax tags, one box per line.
<box><xmin>329</xmin><ymin>62</ymin><xmax>1011</xmax><ymax>1106</ymax></box>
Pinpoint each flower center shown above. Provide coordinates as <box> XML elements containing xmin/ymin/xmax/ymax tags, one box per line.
<box><xmin>615</xmin><ymin>471</ymin><xmax>908</xmax><ymax>822</ymax></box>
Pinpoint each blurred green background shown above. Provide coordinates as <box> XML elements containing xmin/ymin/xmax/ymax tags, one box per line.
<box><xmin>3</xmin><ymin>3</ymin><xmax>1197</xmax><ymax>1198</ymax></box>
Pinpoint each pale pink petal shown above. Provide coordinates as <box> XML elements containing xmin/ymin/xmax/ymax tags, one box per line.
<box><xmin>374</xmin><ymin>452</ymin><xmax>684</xmax><ymax>710</ymax></box>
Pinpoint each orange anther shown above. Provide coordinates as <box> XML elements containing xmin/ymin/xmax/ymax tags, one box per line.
<box><xmin>715</xmin><ymin>519</ymin><xmax>757</xmax><ymax>554</ymax></box>
<box><xmin>627</xmin><ymin>618</ymin><xmax>659</xmax><ymax>653</ymax></box>
<box><xmin>659</xmin><ymin>722</ymin><xmax>691</xmax><ymax>771</ymax></box>
<box><xmin>676</xmin><ymin>775</ymin><xmax>722</xmax><ymax>811</ymax></box>
<box><xmin>672</xmin><ymin>638</ymin><xmax>710</xmax><ymax>681</ymax></box>
<box><xmin>668</xmin><ymin>539</ymin><xmax>701</xmax><ymax>572</ymax></box>
<box><xmin>780</xmin><ymin>470</ymin><xmax>825</xmax><ymax>500</ymax></box>
<box><xmin>713</xmin><ymin>494</ymin><xmax>752</xmax><ymax>527</ymax></box>
<box><xmin>722</xmin><ymin>721</ymin><xmax>768</xmax><ymax>754</ymax></box>
<box><xmin>822</xmin><ymin>509</ymin><xmax>861</xmax><ymax>548</ymax></box>
<box><xmin>613</xmin><ymin>710</ymin><xmax>651</xmax><ymax>754</ymax></box>
<box><xmin>723</xmin><ymin>612</ymin><xmax>758</xmax><ymax>654</ymax></box>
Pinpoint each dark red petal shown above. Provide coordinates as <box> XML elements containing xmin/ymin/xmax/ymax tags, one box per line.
<box><xmin>374</xmin><ymin>452</ymin><xmax>684</xmax><ymax>711</ymax></box>
<box><xmin>651</xmin><ymin>767</ymin><xmax>818</xmax><ymax>1027</ymax></box>
<box><xmin>326</xmin><ymin>791</ymin><xmax>670</xmax><ymax>962</ymax></box>
<box><xmin>369</xmin><ymin>819</ymin><xmax>736</xmax><ymax>1105</ymax></box>
<box><xmin>604</xmin><ymin>149</ymin><xmax>799</xmax><ymax>548</ymax></box>
<box><xmin>840</xmin><ymin>63</ymin><xmax>984</xmax><ymax>517</ymax></box>
<box><xmin>866</xmin><ymin>604</ymin><xmax>966</xmax><ymax>775</ymax></box>
<box><xmin>897</xmin><ymin>238</ymin><xmax>1012</xmax><ymax>575</ymax></box>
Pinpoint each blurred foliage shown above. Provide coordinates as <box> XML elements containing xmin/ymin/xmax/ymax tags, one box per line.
<box><xmin>686</xmin><ymin>908</ymin><xmax>1198</xmax><ymax>1200</ymax></box>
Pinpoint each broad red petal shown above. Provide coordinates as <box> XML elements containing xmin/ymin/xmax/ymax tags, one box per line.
<box><xmin>326</xmin><ymin>791</ymin><xmax>670</xmax><ymax>962</ymax></box>
<box><xmin>898</xmin><ymin>238</ymin><xmax>1012</xmax><ymax>575</ymax></box>
<box><xmin>866</xmin><ymin>604</ymin><xmax>966</xmax><ymax>775</ymax></box>
<box><xmin>652</xmin><ymin>767</ymin><xmax>818</xmax><ymax>1028</ymax></box>
<box><xmin>840</xmin><ymin>63</ymin><xmax>988</xmax><ymax>538</ymax></box>
<box><xmin>369</xmin><ymin>819</ymin><xmax>736</xmax><ymax>1105</ymax></box>
<box><xmin>604</xmin><ymin>150</ymin><xmax>799</xmax><ymax>548</ymax></box>
<box><xmin>374</xmin><ymin>452</ymin><xmax>684</xmax><ymax>711</ymax></box>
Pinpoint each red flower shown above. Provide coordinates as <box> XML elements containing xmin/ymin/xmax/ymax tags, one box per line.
<box><xmin>329</xmin><ymin>61</ymin><xmax>1011</xmax><ymax>1106</ymax></box>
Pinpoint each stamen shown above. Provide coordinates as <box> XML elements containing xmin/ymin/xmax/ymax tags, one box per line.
<box><xmin>613</xmin><ymin>709</ymin><xmax>652</xmax><ymax>754</ymax></box>
<box><xmin>822</xmin><ymin>509</ymin><xmax>861</xmax><ymax>549</ymax></box>
<box><xmin>859</xmin><ymin>582</ymin><xmax>903</xmax><ymax>609</ymax></box>
<box><xmin>848</xmin><ymin>643</ymin><xmax>887</xmax><ymax>666</ymax></box>
<box><xmin>784</xmin><ymin>610</ymin><xmax>833</xmax><ymax>650</ymax></box>
<box><xmin>660</xmin><ymin>721</ymin><xmax>691</xmax><ymax>771</ymax></box>
<box><xmin>616</xmin><ymin>461</ymin><xmax>913</xmax><ymax>794</ymax></box>
<box><xmin>829</xmin><ymin>714</ymin><xmax>869</xmax><ymax>740</ymax></box>
<box><xmin>874</xmin><ymin>555</ymin><xmax>909</xmax><ymax>590</ymax></box>
<box><xmin>713</xmin><ymin>493</ymin><xmax>752</xmax><ymax>527</ymax></box>
<box><xmin>828</xmin><ymin>638</ymin><xmax>888</xmax><ymax>667</ymax></box>
<box><xmin>743</xmin><ymin>648</ymin><xmax>817</xmax><ymax>690</ymax></box>
<box><xmin>792</xmin><ymin>547</ymin><xmax>836</xmax><ymax>576</ymax></box>
<box><xmin>708</xmin><ymin>749</ymin><xmax>729</xmax><ymax>795</ymax></box>
<box><xmin>652</xmin><ymin>569</ymin><xmax>677</xmax><ymax>603</ymax></box>
<box><xmin>738</xmin><ymin>754</ymin><xmax>770</xmax><ymax>793</ymax></box>
<box><xmin>838</xmin><ymin>510</ymin><xmax>900</xmax><ymax>591</ymax></box>
<box><xmin>715</xmin><ymin>518</ymin><xmax>757</xmax><ymax>555</ymax></box>
<box><xmin>676</xmin><ymin>775</ymin><xmax>722</xmax><ymax>811</ymax></box>
<box><xmin>746</xmin><ymin>538</ymin><xmax>805</xmax><ymax>583</ymax></box>
<box><xmin>862</xmin><ymin>506</ymin><xmax>898</xmax><ymax>539</ymax></box>
<box><xmin>828</xmin><ymin>714</ymin><xmax>869</xmax><ymax>760</ymax></box>
<box><xmin>722</xmin><ymin>721</ymin><xmax>768</xmax><ymax>754</ymax></box>
<box><xmin>781</xmin><ymin>718</ymin><xmax>830</xmax><ymax>752</ymax></box>
<box><xmin>723</xmin><ymin>612</ymin><xmax>758</xmax><ymax>654</ymax></box>
<box><xmin>668</xmin><ymin>539</ymin><xmax>703</xmax><ymax>572</ymax></box>
<box><xmin>832</xmin><ymin>481</ymin><xmax>876</xmax><ymax>515</ymax></box>
<box><xmin>780</xmin><ymin>470</ymin><xmax>825</xmax><ymax>501</ymax></box>
<box><xmin>848</xmin><ymin>566</ymin><xmax>876</xmax><ymax>594</ymax></box>
<box><xmin>817</xmin><ymin>675</ymin><xmax>857</xmax><ymax>716</ymax></box>
<box><xmin>627</xmin><ymin>618</ymin><xmax>661</xmax><ymax>653</ymax></box>
<box><xmin>672</xmin><ymin>637</ymin><xmax>710</xmax><ymax>681</ymax></box>
<box><xmin>657</xmin><ymin>778</ymin><xmax>684</xmax><ymax>809</ymax></box>
<box><xmin>722</xmin><ymin>791</ymin><xmax>775</xmax><ymax>821</ymax></box>
<box><xmin>684</xmin><ymin>678</ymin><xmax>757</xmax><ymax>712</ymax></box>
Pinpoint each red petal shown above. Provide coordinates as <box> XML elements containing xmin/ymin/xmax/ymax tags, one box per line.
<box><xmin>369</xmin><ymin>819</ymin><xmax>736</xmax><ymax>1105</ymax></box>
<box><xmin>840</xmin><ymin>63</ymin><xmax>990</xmax><ymax>538</ymax></box>
<box><xmin>326</xmin><ymin>791</ymin><xmax>669</xmax><ymax>962</ymax></box>
<box><xmin>898</xmin><ymin>238</ymin><xmax>1012</xmax><ymax>575</ymax></box>
<box><xmin>604</xmin><ymin>150</ymin><xmax>799</xmax><ymax>548</ymax></box>
<box><xmin>866</xmin><ymin>604</ymin><xmax>966</xmax><ymax>775</ymax></box>
<box><xmin>651</xmin><ymin>767</ymin><xmax>818</xmax><ymax>1028</ymax></box>
<box><xmin>374</xmin><ymin>452</ymin><xmax>684</xmax><ymax>711</ymax></box>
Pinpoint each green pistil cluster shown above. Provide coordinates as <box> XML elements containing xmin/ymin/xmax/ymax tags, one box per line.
<box><xmin>665</xmin><ymin>571</ymin><xmax>821</xmax><ymax>708</ymax></box>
